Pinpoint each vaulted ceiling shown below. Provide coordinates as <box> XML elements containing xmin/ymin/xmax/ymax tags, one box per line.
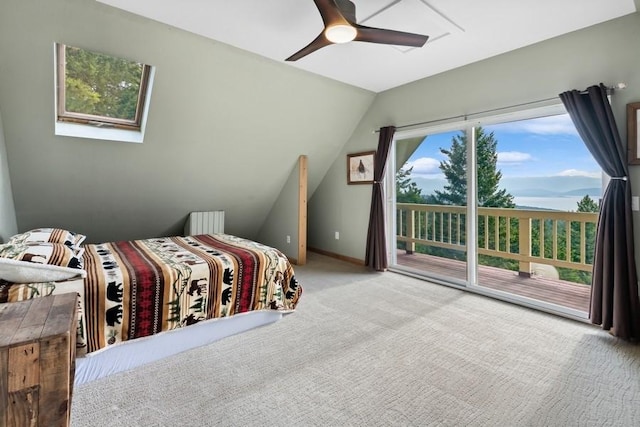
<box><xmin>97</xmin><ymin>0</ymin><xmax>637</xmax><ymax>92</ymax></box>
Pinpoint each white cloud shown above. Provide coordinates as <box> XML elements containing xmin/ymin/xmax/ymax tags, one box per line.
<box><xmin>404</xmin><ymin>157</ymin><xmax>441</xmax><ymax>176</ymax></box>
<box><xmin>497</xmin><ymin>151</ymin><xmax>533</xmax><ymax>163</ymax></box>
<box><xmin>487</xmin><ymin>115</ymin><xmax>579</xmax><ymax>135</ymax></box>
<box><xmin>556</xmin><ymin>169</ymin><xmax>601</xmax><ymax>178</ymax></box>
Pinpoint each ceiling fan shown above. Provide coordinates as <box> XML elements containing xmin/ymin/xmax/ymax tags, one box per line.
<box><xmin>286</xmin><ymin>0</ymin><xmax>429</xmax><ymax>61</ymax></box>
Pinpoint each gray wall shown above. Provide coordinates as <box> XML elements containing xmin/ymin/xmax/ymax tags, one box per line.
<box><xmin>0</xmin><ymin>108</ymin><xmax>18</xmax><ymax>243</ymax></box>
<box><xmin>0</xmin><ymin>0</ymin><xmax>374</xmax><ymax>244</ymax></box>
<box><xmin>257</xmin><ymin>156</ymin><xmax>305</xmax><ymax>262</ymax></box>
<box><xmin>309</xmin><ymin>12</ymin><xmax>640</xmax><ymax>268</ymax></box>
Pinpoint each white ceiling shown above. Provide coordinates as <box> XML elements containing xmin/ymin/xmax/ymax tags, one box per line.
<box><xmin>97</xmin><ymin>0</ymin><xmax>637</xmax><ymax>93</ymax></box>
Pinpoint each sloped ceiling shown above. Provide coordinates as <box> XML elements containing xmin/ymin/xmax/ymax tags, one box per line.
<box><xmin>0</xmin><ymin>0</ymin><xmax>375</xmax><ymax>243</ymax></box>
<box><xmin>97</xmin><ymin>0</ymin><xmax>637</xmax><ymax>92</ymax></box>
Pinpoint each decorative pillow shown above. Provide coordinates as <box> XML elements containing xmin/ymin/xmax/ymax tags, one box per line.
<box><xmin>0</xmin><ymin>243</ymin><xmax>86</xmax><ymax>283</ymax></box>
<box><xmin>8</xmin><ymin>228</ymin><xmax>86</xmax><ymax>249</ymax></box>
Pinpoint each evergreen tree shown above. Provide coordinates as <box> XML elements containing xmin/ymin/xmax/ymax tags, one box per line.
<box><xmin>557</xmin><ymin>194</ymin><xmax>598</xmax><ymax>285</ymax></box>
<box><xmin>395</xmin><ymin>167</ymin><xmax>426</xmax><ymax>252</ymax></box>
<box><xmin>431</xmin><ymin>135</ymin><xmax>467</xmax><ymax>205</ymax></box>
<box><xmin>574</xmin><ymin>195</ymin><xmax>598</xmax><ymax>265</ymax></box>
<box><xmin>576</xmin><ymin>195</ymin><xmax>599</xmax><ymax>213</ymax></box>
<box><xmin>425</xmin><ymin>128</ymin><xmax>516</xmax><ymax>263</ymax></box>
<box><xmin>396</xmin><ymin>167</ymin><xmax>424</xmax><ymax>204</ymax></box>
<box><xmin>64</xmin><ymin>46</ymin><xmax>144</xmax><ymax>120</ymax></box>
<box><xmin>431</xmin><ymin>127</ymin><xmax>515</xmax><ymax>208</ymax></box>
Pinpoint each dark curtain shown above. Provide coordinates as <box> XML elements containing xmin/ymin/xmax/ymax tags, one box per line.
<box><xmin>560</xmin><ymin>83</ymin><xmax>640</xmax><ymax>340</ymax></box>
<box><xmin>365</xmin><ymin>126</ymin><xmax>396</xmax><ymax>271</ymax></box>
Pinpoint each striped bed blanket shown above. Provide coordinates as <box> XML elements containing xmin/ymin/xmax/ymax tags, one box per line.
<box><xmin>0</xmin><ymin>234</ymin><xmax>302</xmax><ymax>356</ymax></box>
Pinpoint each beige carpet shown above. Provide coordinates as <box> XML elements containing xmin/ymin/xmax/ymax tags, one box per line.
<box><xmin>71</xmin><ymin>252</ymin><xmax>640</xmax><ymax>426</ymax></box>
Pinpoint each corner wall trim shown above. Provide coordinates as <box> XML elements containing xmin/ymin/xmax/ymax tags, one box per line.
<box><xmin>297</xmin><ymin>155</ymin><xmax>308</xmax><ymax>265</ymax></box>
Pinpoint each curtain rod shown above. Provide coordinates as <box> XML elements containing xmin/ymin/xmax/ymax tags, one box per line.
<box><xmin>375</xmin><ymin>83</ymin><xmax>626</xmax><ymax>133</ymax></box>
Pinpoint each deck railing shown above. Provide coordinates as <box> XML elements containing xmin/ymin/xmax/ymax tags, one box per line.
<box><xmin>396</xmin><ymin>203</ymin><xmax>598</xmax><ymax>276</ymax></box>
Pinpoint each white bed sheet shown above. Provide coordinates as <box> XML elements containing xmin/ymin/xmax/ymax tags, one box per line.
<box><xmin>74</xmin><ymin>310</ymin><xmax>284</xmax><ymax>386</ymax></box>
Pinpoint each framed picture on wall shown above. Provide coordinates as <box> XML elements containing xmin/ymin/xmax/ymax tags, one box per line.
<box><xmin>628</xmin><ymin>102</ymin><xmax>640</xmax><ymax>165</ymax></box>
<box><xmin>347</xmin><ymin>151</ymin><xmax>376</xmax><ymax>184</ymax></box>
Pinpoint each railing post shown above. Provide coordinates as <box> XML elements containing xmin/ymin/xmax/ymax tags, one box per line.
<box><xmin>518</xmin><ymin>218</ymin><xmax>532</xmax><ymax>277</ymax></box>
<box><xmin>406</xmin><ymin>208</ymin><xmax>415</xmax><ymax>254</ymax></box>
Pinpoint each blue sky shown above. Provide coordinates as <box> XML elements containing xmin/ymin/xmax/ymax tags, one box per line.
<box><xmin>404</xmin><ymin>114</ymin><xmax>601</xmax><ymax>179</ymax></box>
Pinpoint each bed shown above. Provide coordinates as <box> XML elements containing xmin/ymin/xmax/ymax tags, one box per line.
<box><xmin>0</xmin><ymin>229</ymin><xmax>302</xmax><ymax>385</ymax></box>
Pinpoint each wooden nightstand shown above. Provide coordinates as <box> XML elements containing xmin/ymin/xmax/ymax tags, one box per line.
<box><xmin>0</xmin><ymin>292</ymin><xmax>78</xmax><ymax>427</ymax></box>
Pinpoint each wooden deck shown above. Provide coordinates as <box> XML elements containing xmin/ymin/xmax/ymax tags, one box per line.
<box><xmin>395</xmin><ymin>251</ymin><xmax>590</xmax><ymax>313</ymax></box>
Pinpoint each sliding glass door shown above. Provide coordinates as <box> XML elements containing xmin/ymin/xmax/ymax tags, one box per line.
<box><xmin>392</xmin><ymin>127</ymin><xmax>470</xmax><ymax>285</ymax></box>
<box><xmin>388</xmin><ymin>105</ymin><xmax>599</xmax><ymax>319</ymax></box>
<box><xmin>473</xmin><ymin>115</ymin><xmax>599</xmax><ymax>316</ymax></box>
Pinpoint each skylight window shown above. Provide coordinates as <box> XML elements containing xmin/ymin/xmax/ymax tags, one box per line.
<box><xmin>54</xmin><ymin>43</ymin><xmax>154</xmax><ymax>143</ymax></box>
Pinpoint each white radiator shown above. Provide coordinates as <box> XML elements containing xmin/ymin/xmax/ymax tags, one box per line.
<box><xmin>184</xmin><ymin>211</ymin><xmax>225</xmax><ymax>236</ymax></box>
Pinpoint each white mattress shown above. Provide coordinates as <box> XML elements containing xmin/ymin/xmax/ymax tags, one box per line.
<box><xmin>74</xmin><ymin>310</ymin><xmax>284</xmax><ymax>386</ymax></box>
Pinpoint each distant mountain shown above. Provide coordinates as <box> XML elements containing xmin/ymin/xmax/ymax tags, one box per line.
<box><xmin>510</xmin><ymin>188</ymin><xmax>560</xmax><ymax>197</ymax></box>
<box><xmin>412</xmin><ymin>176</ymin><xmax>602</xmax><ymax>198</ymax></box>
<box><xmin>413</xmin><ymin>177</ymin><xmax>446</xmax><ymax>195</ymax></box>
<box><xmin>515</xmin><ymin>205</ymin><xmax>555</xmax><ymax>211</ymax></box>
<box><xmin>507</xmin><ymin>187</ymin><xmax>601</xmax><ymax>197</ymax></box>
<box><xmin>501</xmin><ymin>176</ymin><xmax>602</xmax><ymax>197</ymax></box>
<box><xmin>562</xmin><ymin>188</ymin><xmax>602</xmax><ymax>197</ymax></box>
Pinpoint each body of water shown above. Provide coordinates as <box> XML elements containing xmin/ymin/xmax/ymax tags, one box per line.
<box><xmin>514</xmin><ymin>196</ymin><xmax>598</xmax><ymax>211</ymax></box>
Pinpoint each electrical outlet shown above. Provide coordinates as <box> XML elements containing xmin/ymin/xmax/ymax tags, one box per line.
<box><xmin>335</xmin><ymin>231</ymin><xmax>339</xmax><ymax>240</ymax></box>
<box><xmin>633</xmin><ymin>196</ymin><xmax>639</xmax><ymax>211</ymax></box>
<box><xmin>286</xmin><ymin>235</ymin><xmax>291</xmax><ymax>244</ymax></box>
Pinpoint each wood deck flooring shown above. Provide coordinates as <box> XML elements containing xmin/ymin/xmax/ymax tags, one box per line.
<box><xmin>395</xmin><ymin>251</ymin><xmax>591</xmax><ymax>313</ymax></box>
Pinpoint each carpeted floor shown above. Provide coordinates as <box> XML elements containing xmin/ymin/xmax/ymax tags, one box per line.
<box><xmin>71</xmin><ymin>252</ymin><xmax>640</xmax><ymax>426</ymax></box>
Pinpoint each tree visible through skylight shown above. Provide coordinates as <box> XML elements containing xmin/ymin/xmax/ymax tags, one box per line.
<box><xmin>56</xmin><ymin>44</ymin><xmax>151</xmax><ymax>130</ymax></box>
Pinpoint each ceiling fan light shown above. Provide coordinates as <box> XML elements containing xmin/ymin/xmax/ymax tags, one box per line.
<box><xmin>325</xmin><ymin>25</ymin><xmax>357</xmax><ymax>43</ymax></box>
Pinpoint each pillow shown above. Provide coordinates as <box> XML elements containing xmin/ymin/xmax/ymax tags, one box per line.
<box><xmin>0</xmin><ymin>243</ymin><xmax>86</xmax><ymax>283</ymax></box>
<box><xmin>8</xmin><ymin>228</ymin><xmax>86</xmax><ymax>249</ymax></box>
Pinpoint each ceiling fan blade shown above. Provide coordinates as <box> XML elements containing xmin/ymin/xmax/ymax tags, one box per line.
<box><xmin>314</xmin><ymin>0</ymin><xmax>352</xmax><ymax>27</ymax></box>
<box><xmin>354</xmin><ymin>24</ymin><xmax>429</xmax><ymax>47</ymax></box>
<box><xmin>286</xmin><ymin>0</ymin><xmax>428</xmax><ymax>61</ymax></box>
<box><xmin>286</xmin><ymin>32</ymin><xmax>332</xmax><ymax>61</ymax></box>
